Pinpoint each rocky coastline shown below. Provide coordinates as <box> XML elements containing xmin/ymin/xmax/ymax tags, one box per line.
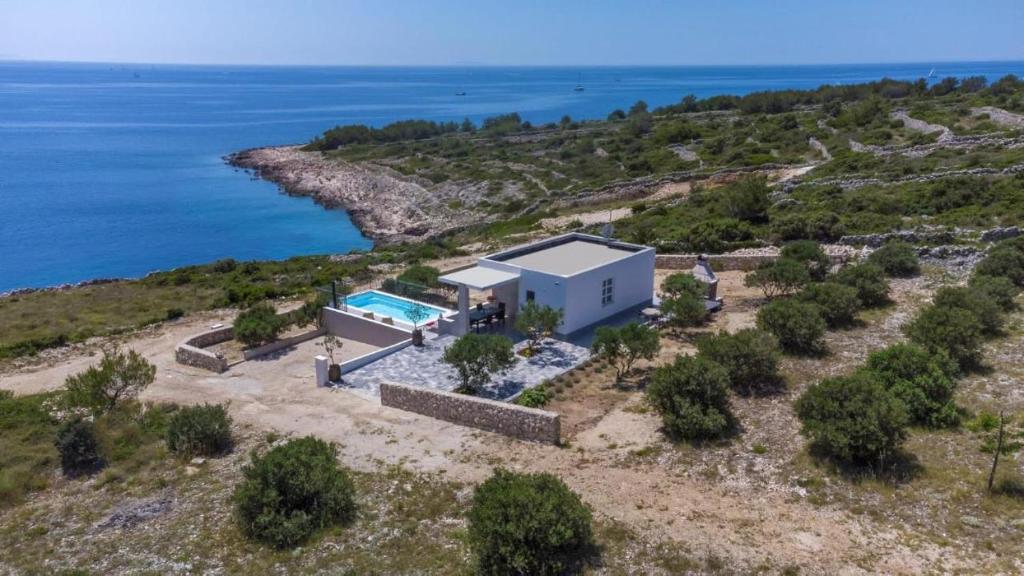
<box><xmin>226</xmin><ymin>146</ymin><xmax>495</xmax><ymax>244</ymax></box>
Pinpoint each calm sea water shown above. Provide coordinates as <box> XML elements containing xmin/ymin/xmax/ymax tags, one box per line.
<box><xmin>2</xmin><ymin>61</ymin><xmax>1024</xmax><ymax>291</ymax></box>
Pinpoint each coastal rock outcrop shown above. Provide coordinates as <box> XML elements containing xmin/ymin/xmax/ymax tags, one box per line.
<box><xmin>227</xmin><ymin>146</ymin><xmax>498</xmax><ymax>243</ymax></box>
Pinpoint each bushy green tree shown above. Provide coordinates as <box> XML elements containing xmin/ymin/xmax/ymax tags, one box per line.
<box><xmin>695</xmin><ymin>329</ymin><xmax>781</xmax><ymax>396</ymax></box>
<box><xmin>397</xmin><ymin>264</ymin><xmax>441</xmax><ymax>287</ymax></box>
<box><xmin>717</xmin><ymin>177</ymin><xmax>771</xmax><ymax>223</ymax></box>
<box><xmin>660</xmin><ymin>273</ymin><xmax>709</xmax><ymax>327</ymax></box>
<box><xmin>55</xmin><ymin>418</ymin><xmax>104</xmax><ymax>477</ymax></box>
<box><xmin>798</xmin><ymin>282</ymin><xmax>862</xmax><ymax>328</ymax></box>
<box><xmin>166</xmin><ymin>404</ymin><xmax>233</xmax><ymax>457</ymax></box>
<box><xmin>646</xmin><ymin>355</ymin><xmax>736</xmax><ymax>441</ymax></box>
<box><xmin>515</xmin><ymin>301</ymin><xmax>564</xmax><ymax>354</ymax></box>
<box><xmin>832</xmin><ymin>263</ymin><xmax>890</xmax><ymax>308</ymax></box>
<box><xmin>795</xmin><ymin>372</ymin><xmax>909</xmax><ymax>466</ymax></box>
<box><xmin>781</xmin><ymin>240</ymin><xmax>831</xmax><ymax>281</ymax></box>
<box><xmin>933</xmin><ymin>285</ymin><xmax>1005</xmax><ymax>336</ymax></box>
<box><xmin>234</xmin><ymin>302</ymin><xmax>286</xmax><ymax>348</ymax></box>
<box><xmin>969</xmin><ymin>274</ymin><xmax>1020</xmax><ymax>312</ymax></box>
<box><xmin>864</xmin><ymin>343</ymin><xmax>959</xmax><ymax>428</ymax></box>
<box><xmin>867</xmin><ymin>241</ymin><xmax>920</xmax><ymax>278</ymax></box>
<box><xmin>744</xmin><ymin>259</ymin><xmax>811</xmax><ymax>299</ymax></box>
<box><xmin>756</xmin><ymin>299</ymin><xmax>827</xmax><ymax>356</ymax></box>
<box><xmin>591</xmin><ymin>323</ymin><xmax>661</xmax><ymax>380</ymax></box>
<box><xmin>974</xmin><ymin>244</ymin><xmax>1024</xmax><ymax>286</ymax></box>
<box><xmin>468</xmin><ymin>469</ymin><xmax>593</xmax><ymax>576</ymax></box>
<box><xmin>61</xmin><ymin>347</ymin><xmax>156</xmax><ymax>416</ymax></box>
<box><xmin>233</xmin><ymin>437</ymin><xmax>356</xmax><ymax>549</ymax></box>
<box><xmin>905</xmin><ymin>304</ymin><xmax>984</xmax><ymax>369</ymax></box>
<box><xmin>442</xmin><ymin>333</ymin><xmax>516</xmax><ymax>394</ymax></box>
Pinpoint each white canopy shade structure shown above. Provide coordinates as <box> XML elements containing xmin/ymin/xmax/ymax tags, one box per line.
<box><xmin>438</xmin><ymin>267</ymin><xmax>519</xmax><ymax>291</ymax></box>
<box><xmin>439</xmin><ymin>267</ymin><xmax>520</xmax><ymax>335</ymax></box>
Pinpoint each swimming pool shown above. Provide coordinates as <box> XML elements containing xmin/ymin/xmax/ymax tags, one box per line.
<box><xmin>344</xmin><ymin>290</ymin><xmax>451</xmax><ymax>326</ymax></box>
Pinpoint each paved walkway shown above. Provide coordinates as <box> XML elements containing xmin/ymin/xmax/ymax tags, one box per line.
<box><xmin>339</xmin><ymin>334</ymin><xmax>590</xmax><ymax>400</ymax></box>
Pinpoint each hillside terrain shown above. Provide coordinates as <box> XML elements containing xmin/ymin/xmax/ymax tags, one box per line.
<box><xmin>3</xmin><ymin>75</ymin><xmax>1024</xmax><ymax>575</ymax></box>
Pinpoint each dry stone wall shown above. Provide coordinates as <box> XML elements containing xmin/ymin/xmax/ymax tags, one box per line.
<box><xmin>380</xmin><ymin>382</ymin><xmax>561</xmax><ymax>444</ymax></box>
<box><xmin>174</xmin><ymin>326</ymin><xmax>233</xmax><ymax>373</ymax></box>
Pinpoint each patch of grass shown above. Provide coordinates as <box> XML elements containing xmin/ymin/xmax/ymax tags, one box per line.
<box><xmin>0</xmin><ymin>391</ymin><xmax>59</xmax><ymax>507</ymax></box>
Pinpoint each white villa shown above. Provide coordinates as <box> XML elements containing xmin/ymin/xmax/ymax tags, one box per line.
<box><xmin>438</xmin><ymin>232</ymin><xmax>656</xmax><ymax>336</ymax></box>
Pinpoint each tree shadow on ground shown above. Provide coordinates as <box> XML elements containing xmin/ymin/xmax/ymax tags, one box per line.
<box><xmin>808</xmin><ymin>446</ymin><xmax>924</xmax><ymax>486</ymax></box>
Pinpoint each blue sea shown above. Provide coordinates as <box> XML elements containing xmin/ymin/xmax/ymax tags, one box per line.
<box><xmin>2</xmin><ymin>61</ymin><xmax>1024</xmax><ymax>292</ymax></box>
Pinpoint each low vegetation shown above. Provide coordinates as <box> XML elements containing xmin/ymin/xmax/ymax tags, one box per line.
<box><xmin>442</xmin><ymin>333</ymin><xmax>516</xmax><ymax>394</ymax></box>
<box><xmin>166</xmin><ymin>403</ymin><xmax>234</xmax><ymax>458</ymax></box>
<box><xmin>233</xmin><ymin>436</ymin><xmax>357</xmax><ymax>549</ymax></box>
<box><xmin>695</xmin><ymin>329</ymin><xmax>782</xmax><ymax>396</ymax></box>
<box><xmin>646</xmin><ymin>355</ymin><xmax>736</xmax><ymax>442</ymax></box>
<box><xmin>591</xmin><ymin>322</ymin><xmax>661</xmax><ymax>380</ymax></box>
<box><xmin>756</xmin><ymin>299</ymin><xmax>827</xmax><ymax>356</ymax></box>
<box><xmin>468</xmin><ymin>468</ymin><xmax>593</xmax><ymax>576</ymax></box>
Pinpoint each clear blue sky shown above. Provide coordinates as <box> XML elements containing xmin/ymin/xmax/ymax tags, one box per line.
<box><xmin>2</xmin><ymin>0</ymin><xmax>1022</xmax><ymax>66</ymax></box>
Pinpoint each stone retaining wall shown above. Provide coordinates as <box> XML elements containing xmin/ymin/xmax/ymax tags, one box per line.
<box><xmin>380</xmin><ymin>382</ymin><xmax>561</xmax><ymax>445</ymax></box>
<box><xmin>655</xmin><ymin>253</ymin><xmax>777</xmax><ymax>271</ymax></box>
<box><xmin>655</xmin><ymin>251</ymin><xmax>852</xmax><ymax>271</ymax></box>
<box><xmin>175</xmin><ymin>326</ymin><xmax>233</xmax><ymax>373</ymax></box>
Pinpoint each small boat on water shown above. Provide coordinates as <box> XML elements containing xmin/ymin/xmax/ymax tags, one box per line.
<box><xmin>455</xmin><ymin>91</ymin><xmax>467</xmax><ymax>96</ymax></box>
<box><xmin>573</xmin><ymin>72</ymin><xmax>585</xmax><ymax>92</ymax></box>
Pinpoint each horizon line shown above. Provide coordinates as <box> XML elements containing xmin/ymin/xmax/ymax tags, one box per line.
<box><xmin>3</xmin><ymin>57</ymin><xmax>1024</xmax><ymax>70</ymax></box>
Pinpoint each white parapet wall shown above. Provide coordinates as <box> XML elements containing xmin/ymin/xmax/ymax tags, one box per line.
<box><xmin>321</xmin><ymin>306</ymin><xmax>413</xmax><ymax>374</ymax></box>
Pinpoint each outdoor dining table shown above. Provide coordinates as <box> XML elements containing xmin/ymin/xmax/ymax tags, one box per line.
<box><xmin>469</xmin><ymin>305</ymin><xmax>501</xmax><ymax>331</ymax></box>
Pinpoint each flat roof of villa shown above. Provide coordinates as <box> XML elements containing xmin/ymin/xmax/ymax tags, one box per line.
<box><xmin>498</xmin><ymin>238</ymin><xmax>640</xmax><ymax>276</ymax></box>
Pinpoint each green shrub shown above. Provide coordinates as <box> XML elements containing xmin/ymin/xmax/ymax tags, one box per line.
<box><xmin>397</xmin><ymin>264</ymin><xmax>441</xmax><ymax>287</ymax></box>
<box><xmin>695</xmin><ymin>329</ymin><xmax>781</xmax><ymax>396</ymax></box>
<box><xmin>233</xmin><ymin>302</ymin><xmax>286</xmax><ymax>348</ymax></box>
<box><xmin>744</xmin><ymin>259</ymin><xmax>811</xmax><ymax>299</ymax></box>
<box><xmin>933</xmin><ymin>285</ymin><xmax>1005</xmax><ymax>335</ymax></box>
<box><xmin>969</xmin><ymin>274</ymin><xmax>1021</xmax><ymax>312</ymax></box>
<box><xmin>165</xmin><ymin>308</ymin><xmax>185</xmax><ymax>321</ymax></box>
<box><xmin>795</xmin><ymin>372</ymin><xmax>909</xmax><ymax>466</ymax></box>
<box><xmin>867</xmin><ymin>241</ymin><xmax>920</xmax><ymax>277</ymax></box>
<box><xmin>468</xmin><ymin>469</ymin><xmax>593</xmax><ymax>576</ymax></box>
<box><xmin>514</xmin><ymin>386</ymin><xmax>551</xmax><ymax>408</ymax></box>
<box><xmin>905</xmin><ymin>304</ymin><xmax>984</xmax><ymax>369</ymax></box>
<box><xmin>55</xmin><ymin>418</ymin><xmax>104</xmax><ymax>477</ymax></box>
<box><xmin>233</xmin><ymin>436</ymin><xmax>356</xmax><ymax>549</ymax></box>
<box><xmin>798</xmin><ymin>282</ymin><xmax>862</xmax><ymax>328</ymax></box>
<box><xmin>442</xmin><ymin>333</ymin><xmax>516</xmax><ymax>395</ymax></box>
<box><xmin>781</xmin><ymin>240</ymin><xmax>830</xmax><ymax>281</ymax></box>
<box><xmin>832</xmin><ymin>263</ymin><xmax>890</xmax><ymax>307</ymax></box>
<box><xmin>756</xmin><ymin>299</ymin><xmax>827</xmax><ymax>356</ymax></box>
<box><xmin>975</xmin><ymin>244</ymin><xmax>1024</xmax><ymax>286</ymax></box>
<box><xmin>864</xmin><ymin>343</ymin><xmax>959</xmax><ymax>428</ymax></box>
<box><xmin>591</xmin><ymin>322</ymin><xmax>661</xmax><ymax>379</ymax></box>
<box><xmin>646</xmin><ymin>355</ymin><xmax>736</xmax><ymax>441</ymax></box>
<box><xmin>166</xmin><ymin>404</ymin><xmax>233</xmax><ymax>457</ymax></box>
<box><xmin>659</xmin><ymin>273</ymin><xmax>709</xmax><ymax>327</ymax></box>
<box><xmin>61</xmin><ymin>347</ymin><xmax>156</xmax><ymax>417</ymax></box>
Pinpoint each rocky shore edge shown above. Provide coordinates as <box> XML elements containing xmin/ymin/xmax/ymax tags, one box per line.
<box><xmin>226</xmin><ymin>146</ymin><xmax>489</xmax><ymax>244</ymax></box>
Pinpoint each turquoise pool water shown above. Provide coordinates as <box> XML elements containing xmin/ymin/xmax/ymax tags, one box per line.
<box><xmin>345</xmin><ymin>291</ymin><xmax>449</xmax><ymax>325</ymax></box>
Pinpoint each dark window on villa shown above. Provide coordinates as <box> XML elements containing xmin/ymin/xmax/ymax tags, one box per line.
<box><xmin>601</xmin><ymin>278</ymin><xmax>614</xmax><ymax>306</ymax></box>
<box><xmin>526</xmin><ymin>290</ymin><xmax>535</xmax><ymax>302</ymax></box>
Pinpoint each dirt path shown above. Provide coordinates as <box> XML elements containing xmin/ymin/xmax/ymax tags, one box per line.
<box><xmin>892</xmin><ymin>110</ymin><xmax>954</xmax><ymax>142</ymax></box>
<box><xmin>540</xmin><ymin>181</ymin><xmax>692</xmax><ymax>230</ymax></box>
<box><xmin>973</xmin><ymin>106</ymin><xmax>1024</xmax><ymax>130</ymax></box>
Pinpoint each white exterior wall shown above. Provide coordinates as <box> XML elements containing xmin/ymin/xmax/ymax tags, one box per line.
<box><xmin>560</xmin><ymin>249</ymin><xmax>655</xmax><ymax>334</ymax></box>
<box><xmin>517</xmin><ymin>269</ymin><xmax>568</xmax><ymax>332</ymax></box>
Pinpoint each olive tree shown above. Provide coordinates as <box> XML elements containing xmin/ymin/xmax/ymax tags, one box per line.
<box><xmin>442</xmin><ymin>333</ymin><xmax>516</xmax><ymax>395</ymax></box>
<box><xmin>61</xmin><ymin>347</ymin><xmax>156</xmax><ymax>416</ymax></box>
<box><xmin>591</xmin><ymin>322</ymin><xmax>661</xmax><ymax>380</ymax></box>
<box><xmin>514</xmin><ymin>301</ymin><xmax>564</xmax><ymax>354</ymax></box>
